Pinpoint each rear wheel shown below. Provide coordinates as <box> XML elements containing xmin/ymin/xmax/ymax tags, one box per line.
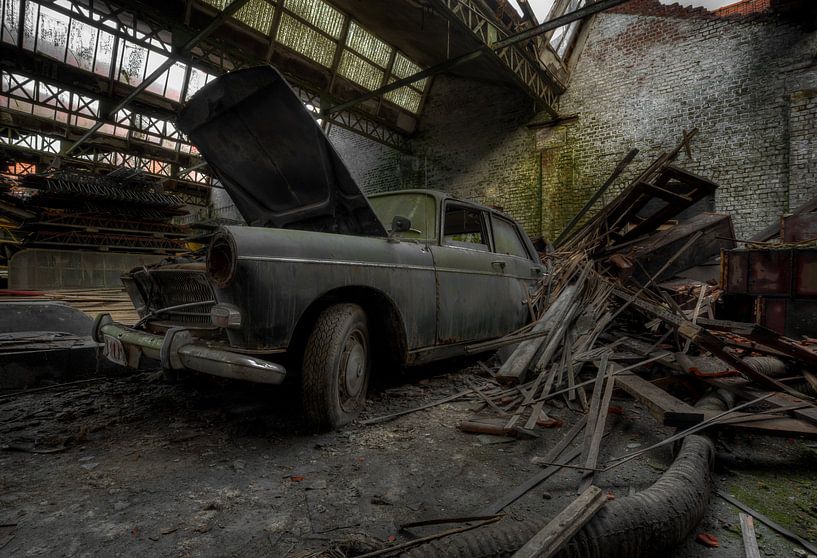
<box><xmin>302</xmin><ymin>303</ymin><xmax>370</xmax><ymax>430</ymax></box>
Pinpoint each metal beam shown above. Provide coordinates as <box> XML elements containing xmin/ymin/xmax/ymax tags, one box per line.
<box><xmin>61</xmin><ymin>0</ymin><xmax>253</xmax><ymax>158</ymax></box>
<box><xmin>324</xmin><ymin>49</ymin><xmax>486</xmax><ymax>116</ymax></box>
<box><xmin>491</xmin><ymin>0</ymin><xmax>630</xmax><ymax>50</ymax></box>
<box><xmin>325</xmin><ymin>0</ymin><xmax>631</xmax><ymax>116</ymax></box>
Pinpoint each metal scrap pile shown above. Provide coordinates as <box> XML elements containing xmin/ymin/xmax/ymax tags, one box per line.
<box><xmin>0</xmin><ymin>169</ymin><xmax>190</xmax><ymax>256</ymax></box>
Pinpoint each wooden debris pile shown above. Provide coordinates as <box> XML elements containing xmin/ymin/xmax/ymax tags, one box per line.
<box><xmin>338</xmin><ymin>133</ymin><xmax>817</xmax><ymax>558</ymax></box>
<box><xmin>458</xmin><ymin>130</ymin><xmax>817</xmax><ymax>449</ymax></box>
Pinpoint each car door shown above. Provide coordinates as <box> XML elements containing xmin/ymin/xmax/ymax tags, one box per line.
<box><xmin>429</xmin><ymin>201</ymin><xmax>511</xmax><ymax>344</ymax></box>
<box><xmin>489</xmin><ymin>213</ymin><xmax>544</xmax><ymax>332</ymax></box>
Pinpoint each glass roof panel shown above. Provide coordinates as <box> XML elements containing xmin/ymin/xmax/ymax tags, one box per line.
<box><xmin>392</xmin><ymin>52</ymin><xmax>426</xmax><ymax>90</ymax></box>
<box><xmin>165</xmin><ymin>61</ymin><xmax>186</xmax><ymax>102</ymax></box>
<box><xmin>384</xmin><ymin>84</ymin><xmax>421</xmax><ymax>113</ymax></box>
<box><xmin>284</xmin><ymin>0</ymin><xmax>343</xmax><ymax>39</ymax></box>
<box><xmin>185</xmin><ymin>66</ymin><xmax>215</xmax><ymax>101</ymax></box>
<box><xmin>21</xmin><ymin>0</ymin><xmax>35</xmax><ymax>50</ymax></box>
<box><xmin>346</xmin><ymin>21</ymin><xmax>391</xmax><ymax>68</ymax></box>
<box><xmin>93</xmin><ymin>29</ymin><xmax>115</xmax><ymax>77</ymax></box>
<box><xmin>144</xmin><ymin>49</ymin><xmax>170</xmax><ymax>96</ymax></box>
<box><xmin>2</xmin><ymin>0</ymin><xmax>21</xmax><ymax>45</ymax></box>
<box><xmin>276</xmin><ymin>12</ymin><xmax>336</xmax><ymax>67</ymax></box>
<box><xmin>202</xmin><ymin>0</ymin><xmax>276</xmax><ymax>34</ymax></box>
<box><xmin>235</xmin><ymin>0</ymin><xmax>276</xmax><ymax>34</ymax></box>
<box><xmin>66</xmin><ymin>18</ymin><xmax>98</xmax><ymax>72</ymax></box>
<box><xmin>35</xmin><ymin>4</ymin><xmax>69</xmax><ymax>61</ymax></box>
<box><xmin>338</xmin><ymin>50</ymin><xmax>384</xmax><ymax>90</ymax></box>
<box><xmin>117</xmin><ymin>40</ymin><xmax>148</xmax><ymax>86</ymax></box>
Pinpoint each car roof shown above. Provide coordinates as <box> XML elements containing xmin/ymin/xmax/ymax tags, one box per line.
<box><xmin>368</xmin><ymin>189</ymin><xmax>515</xmax><ymax>222</ymax></box>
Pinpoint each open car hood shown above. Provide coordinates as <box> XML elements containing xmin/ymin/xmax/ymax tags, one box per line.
<box><xmin>177</xmin><ymin>66</ymin><xmax>387</xmax><ymax>236</ymax></box>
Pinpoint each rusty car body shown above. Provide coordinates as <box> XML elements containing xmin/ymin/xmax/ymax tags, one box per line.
<box><xmin>93</xmin><ymin>66</ymin><xmax>544</xmax><ymax>428</ymax></box>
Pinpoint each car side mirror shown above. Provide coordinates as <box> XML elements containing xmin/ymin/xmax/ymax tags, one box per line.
<box><xmin>391</xmin><ymin>215</ymin><xmax>412</xmax><ymax>233</ymax></box>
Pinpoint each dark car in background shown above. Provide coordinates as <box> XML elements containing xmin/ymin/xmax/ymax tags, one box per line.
<box><xmin>93</xmin><ymin>66</ymin><xmax>544</xmax><ymax>429</ymax></box>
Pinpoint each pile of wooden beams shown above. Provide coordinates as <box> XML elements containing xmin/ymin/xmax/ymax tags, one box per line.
<box><xmin>446</xmin><ymin>132</ymin><xmax>817</xmax><ymax>556</ymax></box>
<box><xmin>461</xmin><ymin>131</ymin><xmax>817</xmax><ymax>443</ymax></box>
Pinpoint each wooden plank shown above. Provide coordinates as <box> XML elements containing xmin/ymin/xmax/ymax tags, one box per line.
<box><xmin>666</xmin><ymin>410</ymin><xmax>817</xmax><ymax>439</ymax></box>
<box><xmin>739</xmin><ymin>512</ymin><xmax>762</xmax><ymax>558</ymax></box>
<box><xmin>580</xmin><ymin>356</ymin><xmax>608</xmax><ymax>462</ymax></box>
<box><xmin>511</xmin><ymin>485</ymin><xmax>607</xmax><ymax>558</ymax></box>
<box><xmin>805</xmin><ymin>371</ymin><xmax>817</xmax><ymax>394</ymax></box>
<box><xmin>620</xmin><ymin>374</ymin><xmax>817</xmax><ymax>438</ymax></box>
<box><xmin>524</xmin><ymin>401</ymin><xmax>546</xmax><ymax>430</ymax></box>
<box><xmin>579</xmin><ymin>356</ymin><xmax>614</xmax><ymax>493</ymax></box>
<box><xmin>612</xmin><ymin>289</ymin><xmax>812</xmax><ymax>399</ymax></box>
<box><xmin>496</xmin><ymin>284</ymin><xmax>578</xmax><ymax>385</ymax></box>
<box><xmin>615</xmin><ymin>371</ymin><xmax>695</xmax><ymax>423</ymax></box>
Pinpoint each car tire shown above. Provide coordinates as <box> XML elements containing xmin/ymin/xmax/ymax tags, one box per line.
<box><xmin>302</xmin><ymin>303</ymin><xmax>370</xmax><ymax>430</ymax></box>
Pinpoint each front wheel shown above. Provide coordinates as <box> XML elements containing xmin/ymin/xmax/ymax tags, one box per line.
<box><xmin>302</xmin><ymin>303</ymin><xmax>370</xmax><ymax>430</ymax></box>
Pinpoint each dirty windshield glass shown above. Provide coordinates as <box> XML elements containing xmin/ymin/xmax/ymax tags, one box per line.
<box><xmin>368</xmin><ymin>194</ymin><xmax>436</xmax><ymax>241</ymax></box>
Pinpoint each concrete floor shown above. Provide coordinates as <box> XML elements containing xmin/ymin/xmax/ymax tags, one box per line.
<box><xmin>0</xmin><ymin>362</ymin><xmax>814</xmax><ymax>557</ymax></box>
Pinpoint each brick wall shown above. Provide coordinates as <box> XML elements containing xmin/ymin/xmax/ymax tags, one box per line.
<box><xmin>326</xmin><ymin>126</ymin><xmax>405</xmax><ymax>194</ymax></box>
<box><xmin>407</xmin><ymin>74</ymin><xmax>541</xmax><ymax>236</ymax></box>
<box><xmin>211</xmin><ymin>0</ymin><xmax>817</xmax><ymax>243</ymax></box>
<box><xmin>789</xmin><ymin>89</ymin><xmax>817</xmax><ymax>208</ymax></box>
<box><xmin>537</xmin><ymin>5</ymin><xmax>817</xmax><ymax>240</ymax></box>
<box><xmin>714</xmin><ymin>0</ymin><xmax>772</xmax><ymax>17</ymax></box>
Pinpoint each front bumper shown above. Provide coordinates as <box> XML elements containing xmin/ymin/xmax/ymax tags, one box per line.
<box><xmin>92</xmin><ymin>314</ymin><xmax>286</xmax><ymax>384</ymax></box>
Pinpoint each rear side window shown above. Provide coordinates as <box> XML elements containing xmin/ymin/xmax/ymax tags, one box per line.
<box><xmin>443</xmin><ymin>205</ymin><xmax>489</xmax><ymax>251</ymax></box>
<box><xmin>493</xmin><ymin>217</ymin><xmax>530</xmax><ymax>259</ymax></box>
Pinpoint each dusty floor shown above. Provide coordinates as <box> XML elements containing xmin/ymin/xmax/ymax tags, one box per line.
<box><xmin>1</xmin><ymin>360</ymin><xmax>815</xmax><ymax>557</ymax></box>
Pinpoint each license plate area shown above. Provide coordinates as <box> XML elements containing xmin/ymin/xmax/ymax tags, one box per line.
<box><xmin>103</xmin><ymin>335</ymin><xmax>128</xmax><ymax>366</ymax></box>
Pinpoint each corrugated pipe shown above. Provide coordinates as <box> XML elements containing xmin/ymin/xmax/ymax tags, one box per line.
<box><xmin>400</xmin><ymin>392</ymin><xmax>730</xmax><ymax>558</ymax></box>
<box><xmin>742</xmin><ymin>356</ymin><xmax>814</xmax><ymax>395</ymax></box>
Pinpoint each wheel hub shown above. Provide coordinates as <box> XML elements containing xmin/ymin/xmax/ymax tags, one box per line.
<box><xmin>342</xmin><ymin>333</ymin><xmax>366</xmax><ymax>398</ymax></box>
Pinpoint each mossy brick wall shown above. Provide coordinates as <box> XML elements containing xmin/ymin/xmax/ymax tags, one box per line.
<box><xmin>408</xmin><ymin>74</ymin><xmax>541</xmax><ymax>237</ymax></box>
<box><xmin>540</xmin><ymin>7</ymin><xmax>817</xmax><ymax>240</ymax></box>
<box><xmin>332</xmin><ymin>74</ymin><xmax>543</xmax><ymax>238</ymax></box>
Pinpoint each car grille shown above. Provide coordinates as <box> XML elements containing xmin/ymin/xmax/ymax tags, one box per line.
<box><xmin>133</xmin><ymin>268</ymin><xmax>215</xmax><ymax>326</ymax></box>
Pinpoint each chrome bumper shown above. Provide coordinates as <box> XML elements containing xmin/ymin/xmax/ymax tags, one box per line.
<box><xmin>91</xmin><ymin>314</ymin><xmax>286</xmax><ymax>385</ymax></box>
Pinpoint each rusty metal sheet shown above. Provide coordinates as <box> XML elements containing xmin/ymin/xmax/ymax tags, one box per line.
<box><xmin>723</xmin><ymin>250</ymin><xmax>749</xmax><ymax>294</ymax></box>
<box><xmin>794</xmin><ymin>249</ymin><xmax>817</xmax><ymax>296</ymax></box>
<box><xmin>757</xmin><ymin>298</ymin><xmax>787</xmax><ymax>335</ymax></box>
<box><xmin>747</xmin><ymin>250</ymin><xmax>791</xmax><ymax>296</ymax></box>
<box><xmin>781</xmin><ymin>213</ymin><xmax>817</xmax><ymax>243</ymax></box>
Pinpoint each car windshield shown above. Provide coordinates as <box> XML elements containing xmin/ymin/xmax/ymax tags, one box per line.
<box><xmin>368</xmin><ymin>193</ymin><xmax>437</xmax><ymax>241</ymax></box>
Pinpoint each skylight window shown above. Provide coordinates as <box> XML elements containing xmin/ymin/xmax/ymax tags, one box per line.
<box><xmin>548</xmin><ymin>0</ymin><xmax>585</xmax><ymax>58</ymax></box>
<box><xmin>276</xmin><ymin>12</ymin><xmax>336</xmax><ymax>67</ymax></box>
<box><xmin>285</xmin><ymin>0</ymin><xmax>344</xmax><ymax>39</ymax></box>
<box><xmin>339</xmin><ymin>50</ymin><xmax>384</xmax><ymax>90</ymax></box>
<box><xmin>201</xmin><ymin>0</ymin><xmax>276</xmax><ymax>34</ymax></box>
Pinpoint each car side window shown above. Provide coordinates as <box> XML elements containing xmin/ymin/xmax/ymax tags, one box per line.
<box><xmin>443</xmin><ymin>204</ymin><xmax>490</xmax><ymax>251</ymax></box>
<box><xmin>492</xmin><ymin>216</ymin><xmax>531</xmax><ymax>259</ymax></box>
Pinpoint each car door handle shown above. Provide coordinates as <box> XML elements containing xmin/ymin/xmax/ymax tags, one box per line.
<box><xmin>491</xmin><ymin>261</ymin><xmax>506</xmax><ymax>271</ymax></box>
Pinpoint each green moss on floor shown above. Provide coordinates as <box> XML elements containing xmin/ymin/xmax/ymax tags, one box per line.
<box><xmin>727</xmin><ymin>465</ymin><xmax>817</xmax><ymax>544</ymax></box>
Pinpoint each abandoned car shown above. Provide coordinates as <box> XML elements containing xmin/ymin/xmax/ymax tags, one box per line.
<box><xmin>93</xmin><ymin>66</ymin><xmax>544</xmax><ymax>429</ymax></box>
